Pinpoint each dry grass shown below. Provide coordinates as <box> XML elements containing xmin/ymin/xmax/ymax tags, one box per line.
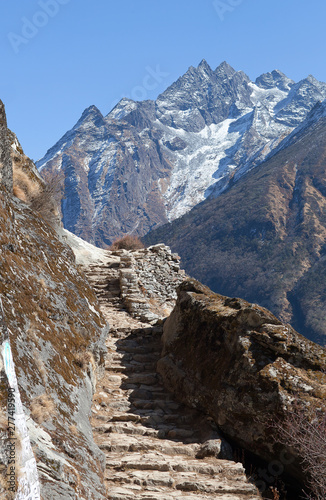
<box><xmin>110</xmin><ymin>235</ymin><xmax>145</xmax><ymax>251</ymax></box>
<box><xmin>0</xmin><ymin>409</ymin><xmax>7</xmax><ymax>431</ymax></box>
<box><xmin>12</xmin><ymin>166</ymin><xmax>40</xmax><ymax>200</ymax></box>
<box><xmin>69</xmin><ymin>425</ymin><xmax>79</xmax><ymax>436</ymax></box>
<box><xmin>0</xmin><ymin>477</ymin><xmax>15</xmax><ymax>500</ymax></box>
<box><xmin>30</xmin><ymin>393</ymin><xmax>55</xmax><ymax>424</ymax></box>
<box><xmin>13</xmin><ymin>185</ymin><xmax>27</xmax><ymax>201</ymax></box>
<box><xmin>33</xmin><ymin>352</ymin><xmax>48</xmax><ymax>386</ymax></box>
<box><xmin>12</xmin><ymin>165</ymin><xmax>60</xmax><ymax>226</ymax></box>
<box><xmin>73</xmin><ymin>350</ymin><xmax>96</xmax><ymax>373</ymax></box>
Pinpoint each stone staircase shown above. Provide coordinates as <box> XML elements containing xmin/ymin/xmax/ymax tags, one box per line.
<box><xmin>83</xmin><ymin>258</ymin><xmax>261</xmax><ymax>500</ymax></box>
<box><xmin>85</xmin><ymin>261</ymin><xmax>121</xmax><ymax>309</ymax></box>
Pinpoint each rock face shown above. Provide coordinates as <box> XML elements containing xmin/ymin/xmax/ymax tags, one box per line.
<box><xmin>37</xmin><ymin>61</ymin><xmax>326</xmax><ymax>247</ymax></box>
<box><xmin>0</xmin><ymin>188</ymin><xmax>109</xmax><ymax>499</ymax></box>
<box><xmin>0</xmin><ymin>100</ymin><xmax>13</xmax><ymax>191</ymax></box>
<box><xmin>0</xmin><ymin>105</ymin><xmax>109</xmax><ymax>498</ymax></box>
<box><xmin>158</xmin><ymin>279</ymin><xmax>326</xmax><ymax>484</ymax></box>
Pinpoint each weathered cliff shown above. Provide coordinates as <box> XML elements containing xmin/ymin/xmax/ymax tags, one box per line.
<box><xmin>0</xmin><ymin>103</ymin><xmax>109</xmax><ymax>498</ymax></box>
<box><xmin>158</xmin><ymin>279</ymin><xmax>326</xmax><ymax>485</ymax></box>
<box><xmin>0</xmin><ymin>100</ymin><xmax>13</xmax><ymax>192</ymax></box>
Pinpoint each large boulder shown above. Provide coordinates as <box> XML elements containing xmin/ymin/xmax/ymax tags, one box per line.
<box><xmin>158</xmin><ymin>279</ymin><xmax>326</xmax><ymax>482</ymax></box>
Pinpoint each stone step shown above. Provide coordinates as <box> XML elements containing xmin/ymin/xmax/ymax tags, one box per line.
<box><xmin>126</xmin><ymin>373</ymin><xmax>159</xmax><ymax>385</ymax></box>
<box><xmin>132</xmin><ymin>353</ymin><xmax>160</xmax><ymax>363</ymax></box>
<box><xmin>94</xmin><ymin>421</ymin><xmax>196</xmax><ymax>440</ymax></box>
<box><xmin>105</xmin><ymin>454</ymin><xmax>228</xmax><ymax>476</ymax></box>
<box><xmin>105</xmin><ymin>477</ymin><xmax>258</xmax><ymax>497</ymax></box>
<box><xmin>106</xmin><ymin>474</ymin><xmax>256</xmax><ymax>497</ymax></box>
<box><xmin>96</xmin><ymin>291</ymin><xmax>121</xmax><ymax>299</ymax></box>
<box><xmin>106</xmin><ymin>362</ymin><xmax>162</xmax><ymax>376</ymax></box>
<box><xmin>130</xmin><ymin>399</ymin><xmax>180</xmax><ymax>411</ymax></box>
<box><xmin>107</xmin><ymin>361</ymin><xmax>158</xmax><ymax>373</ymax></box>
<box><xmin>109</xmin><ymin>413</ymin><xmax>142</xmax><ymax>423</ymax></box>
<box><xmin>107</xmin><ymin>470</ymin><xmax>175</xmax><ymax>488</ymax></box>
<box><xmin>96</xmin><ymin>294</ymin><xmax>121</xmax><ymax>301</ymax></box>
<box><xmin>104</xmin><ymin>464</ymin><xmax>258</xmax><ymax>496</ymax></box>
<box><xmin>95</xmin><ymin>283</ymin><xmax>120</xmax><ymax>292</ymax></box>
<box><xmin>94</xmin><ymin>422</ymin><xmax>161</xmax><ymax>437</ymax></box>
<box><xmin>119</xmin><ymin>345</ymin><xmax>161</xmax><ymax>355</ymax></box>
<box><xmin>105</xmin><ymin>488</ymin><xmax>252</xmax><ymax>500</ymax></box>
<box><xmin>106</xmin><ymin>364</ymin><xmax>133</xmax><ymax>373</ymax></box>
<box><xmin>129</xmin><ymin>387</ymin><xmax>168</xmax><ymax>397</ymax></box>
<box><xmin>97</xmin><ymin>433</ymin><xmax>199</xmax><ymax>456</ymax></box>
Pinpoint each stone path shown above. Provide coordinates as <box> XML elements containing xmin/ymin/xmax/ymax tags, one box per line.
<box><xmin>84</xmin><ymin>258</ymin><xmax>261</xmax><ymax>500</ymax></box>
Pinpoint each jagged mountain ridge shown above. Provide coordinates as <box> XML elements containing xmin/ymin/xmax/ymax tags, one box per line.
<box><xmin>144</xmin><ymin>101</ymin><xmax>326</xmax><ymax>345</ymax></box>
<box><xmin>37</xmin><ymin>61</ymin><xmax>326</xmax><ymax>247</ymax></box>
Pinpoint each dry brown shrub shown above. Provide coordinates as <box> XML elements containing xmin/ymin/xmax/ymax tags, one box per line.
<box><xmin>69</xmin><ymin>425</ymin><xmax>78</xmax><ymax>436</ymax></box>
<box><xmin>28</xmin><ymin>181</ymin><xmax>60</xmax><ymax>225</ymax></box>
<box><xmin>30</xmin><ymin>394</ymin><xmax>55</xmax><ymax>424</ymax></box>
<box><xmin>33</xmin><ymin>352</ymin><xmax>48</xmax><ymax>386</ymax></box>
<box><xmin>0</xmin><ymin>409</ymin><xmax>7</xmax><ymax>431</ymax></box>
<box><xmin>110</xmin><ymin>234</ymin><xmax>144</xmax><ymax>251</ymax></box>
<box><xmin>276</xmin><ymin>403</ymin><xmax>326</xmax><ymax>499</ymax></box>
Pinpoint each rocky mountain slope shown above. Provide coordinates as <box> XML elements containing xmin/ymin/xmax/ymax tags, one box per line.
<box><xmin>145</xmin><ymin>100</ymin><xmax>326</xmax><ymax>345</ymax></box>
<box><xmin>37</xmin><ymin>61</ymin><xmax>326</xmax><ymax>247</ymax></box>
<box><xmin>0</xmin><ymin>100</ymin><xmax>108</xmax><ymax>499</ymax></box>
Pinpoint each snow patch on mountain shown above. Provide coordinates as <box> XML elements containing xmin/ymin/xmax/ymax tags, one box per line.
<box><xmin>109</xmin><ymin>98</ymin><xmax>138</xmax><ymax>120</ymax></box>
<box><xmin>158</xmin><ymin>118</ymin><xmax>244</xmax><ymax>219</ymax></box>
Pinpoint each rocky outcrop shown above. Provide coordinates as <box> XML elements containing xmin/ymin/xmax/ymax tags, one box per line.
<box><xmin>158</xmin><ymin>279</ymin><xmax>326</xmax><ymax>484</ymax></box>
<box><xmin>0</xmin><ymin>189</ymin><xmax>108</xmax><ymax>495</ymax></box>
<box><xmin>0</xmin><ymin>187</ymin><xmax>109</xmax><ymax>498</ymax></box>
<box><xmin>0</xmin><ymin>100</ymin><xmax>13</xmax><ymax>192</ymax></box>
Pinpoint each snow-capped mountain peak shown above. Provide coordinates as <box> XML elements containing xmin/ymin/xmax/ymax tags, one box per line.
<box><xmin>255</xmin><ymin>69</ymin><xmax>294</xmax><ymax>92</ymax></box>
<box><xmin>37</xmin><ymin>61</ymin><xmax>326</xmax><ymax>247</ymax></box>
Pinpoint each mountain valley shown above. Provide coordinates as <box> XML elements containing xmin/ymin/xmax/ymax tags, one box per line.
<box><xmin>145</xmin><ymin>100</ymin><xmax>326</xmax><ymax>345</ymax></box>
<box><xmin>1</xmin><ymin>54</ymin><xmax>326</xmax><ymax>499</ymax></box>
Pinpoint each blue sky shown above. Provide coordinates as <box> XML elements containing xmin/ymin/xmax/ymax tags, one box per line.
<box><xmin>1</xmin><ymin>0</ymin><xmax>326</xmax><ymax>161</ymax></box>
